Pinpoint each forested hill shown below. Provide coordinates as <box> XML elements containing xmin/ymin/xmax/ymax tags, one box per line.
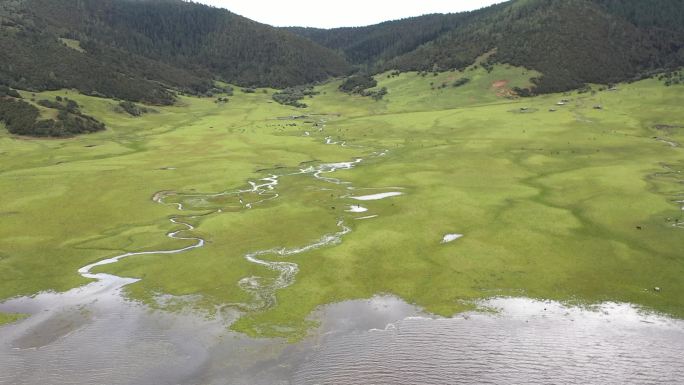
<box><xmin>0</xmin><ymin>0</ymin><xmax>350</xmax><ymax>104</ymax></box>
<box><xmin>289</xmin><ymin>0</ymin><xmax>684</xmax><ymax>93</ymax></box>
<box><xmin>287</xmin><ymin>13</ymin><xmax>474</xmax><ymax>68</ymax></box>
<box><xmin>1</xmin><ymin>0</ymin><xmax>683</xmax><ymax>104</ymax></box>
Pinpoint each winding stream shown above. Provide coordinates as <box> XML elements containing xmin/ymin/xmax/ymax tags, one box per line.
<box><xmin>74</xmin><ymin>126</ymin><xmax>396</xmax><ymax>313</ymax></box>
<box><xmin>652</xmin><ymin>159</ymin><xmax>684</xmax><ymax>229</ymax></box>
<box><xmin>78</xmin><ymin>215</ymin><xmax>204</xmax><ymax>286</ymax></box>
<box><xmin>2</xmin><ymin>116</ymin><xmax>684</xmax><ymax>384</ymax></box>
<box><xmin>656</xmin><ymin>136</ymin><xmax>680</xmax><ymax>148</ymax></box>
<box><xmin>237</xmin><ymin>220</ymin><xmax>351</xmax><ymax>311</ymax></box>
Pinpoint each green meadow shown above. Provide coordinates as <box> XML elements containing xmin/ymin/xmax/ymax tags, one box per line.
<box><xmin>1</xmin><ymin>65</ymin><xmax>683</xmax><ymax>338</ymax></box>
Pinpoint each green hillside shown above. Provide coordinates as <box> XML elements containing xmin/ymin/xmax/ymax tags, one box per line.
<box><xmin>291</xmin><ymin>0</ymin><xmax>684</xmax><ymax>93</ymax></box>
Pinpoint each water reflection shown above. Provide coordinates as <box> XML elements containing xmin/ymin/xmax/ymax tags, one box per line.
<box><xmin>1</xmin><ymin>295</ymin><xmax>683</xmax><ymax>384</ymax></box>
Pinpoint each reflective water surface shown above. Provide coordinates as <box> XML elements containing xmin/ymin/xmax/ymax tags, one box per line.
<box><xmin>1</xmin><ymin>292</ymin><xmax>683</xmax><ymax>385</ymax></box>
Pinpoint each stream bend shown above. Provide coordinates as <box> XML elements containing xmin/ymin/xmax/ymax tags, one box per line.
<box><xmin>73</xmin><ymin>133</ymin><xmax>393</xmax><ymax>313</ymax></box>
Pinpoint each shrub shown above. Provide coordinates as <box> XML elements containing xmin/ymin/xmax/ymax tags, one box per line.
<box><xmin>512</xmin><ymin>87</ymin><xmax>533</xmax><ymax>97</ymax></box>
<box><xmin>0</xmin><ymin>97</ymin><xmax>105</xmax><ymax>137</ymax></box>
<box><xmin>0</xmin><ymin>98</ymin><xmax>40</xmax><ymax>135</ymax></box>
<box><xmin>339</xmin><ymin>75</ymin><xmax>377</xmax><ymax>94</ymax></box>
<box><xmin>272</xmin><ymin>86</ymin><xmax>318</xmax><ymax>108</ymax></box>
<box><xmin>452</xmin><ymin>78</ymin><xmax>471</xmax><ymax>87</ymax></box>
<box><xmin>118</xmin><ymin>101</ymin><xmax>143</xmax><ymax>116</ymax></box>
<box><xmin>0</xmin><ymin>85</ymin><xmax>21</xmax><ymax>98</ymax></box>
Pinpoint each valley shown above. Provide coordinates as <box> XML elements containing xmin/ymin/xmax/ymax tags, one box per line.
<box><xmin>1</xmin><ymin>67</ymin><xmax>683</xmax><ymax>340</ymax></box>
<box><xmin>2</xmin><ymin>0</ymin><xmax>684</xmax><ymax>381</ymax></box>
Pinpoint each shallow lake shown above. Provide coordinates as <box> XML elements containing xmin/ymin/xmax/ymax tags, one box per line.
<box><xmin>1</xmin><ymin>291</ymin><xmax>683</xmax><ymax>384</ymax></box>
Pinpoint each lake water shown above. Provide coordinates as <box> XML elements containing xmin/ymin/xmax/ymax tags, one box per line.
<box><xmin>1</xmin><ymin>292</ymin><xmax>683</xmax><ymax>385</ymax></box>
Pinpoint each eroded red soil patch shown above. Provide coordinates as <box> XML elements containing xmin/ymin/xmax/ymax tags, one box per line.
<box><xmin>491</xmin><ymin>79</ymin><xmax>517</xmax><ymax>98</ymax></box>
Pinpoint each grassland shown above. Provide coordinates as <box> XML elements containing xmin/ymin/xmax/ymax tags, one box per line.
<box><xmin>1</xmin><ymin>66</ymin><xmax>683</xmax><ymax>336</ymax></box>
<box><xmin>0</xmin><ymin>312</ymin><xmax>26</xmax><ymax>325</ymax></box>
<box><xmin>58</xmin><ymin>38</ymin><xmax>86</xmax><ymax>53</ymax></box>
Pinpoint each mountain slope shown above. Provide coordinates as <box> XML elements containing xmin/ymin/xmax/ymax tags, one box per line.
<box><xmin>389</xmin><ymin>0</ymin><xmax>684</xmax><ymax>93</ymax></box>
<box><xmin>0</xmin><ymin>0</ymin><xmax>350</xmax><ymax>104</ymax></box>
<box><xmin>286</xmin><ymin>13</ymin><xmax>474</xmax><ymax>67</ymax></box>
<box><xmin>2</xmin><ymin>0</ymin><xmax>683</xmax><ymax>103</ymax></box>
<box><xmin>290</xmin><ymin>0</ymin><xmax>684</xmax><ymax>93</ymax></box>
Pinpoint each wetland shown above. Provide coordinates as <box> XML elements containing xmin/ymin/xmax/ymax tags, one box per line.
<box><xmin>1</xmin><ymin>66</ymin><xmax>684</xmax><ymax>383</ymax></box>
